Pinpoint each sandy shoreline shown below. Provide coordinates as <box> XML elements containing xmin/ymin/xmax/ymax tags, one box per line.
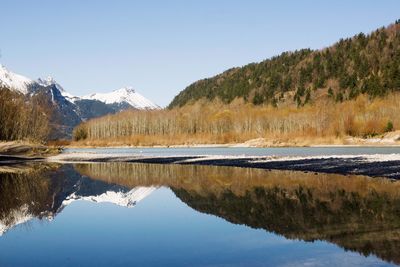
<box><xmin>2</xmin><ymin>140</ymin><xmax>400</xmax><ymax>179</ymax></box>
<box><xmin>66</xmin><ymin>142</ymin><xmax>400</xmax><ymax>149</ymax></box>
<box><xmin>67</xmin><ymin>132</ymin><xmax>400</xmax><ymax>149</ymax></box>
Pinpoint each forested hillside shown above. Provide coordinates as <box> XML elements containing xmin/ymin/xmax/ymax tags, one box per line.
<box><xmin>169</xmin><ymin>21</ymin><xmax>400</xmax><ymax>108</ymax></box>
<box><xmin>72</xmin><ymin>21</ymin><xmax>400</xmax><ymax>146</ymax></box>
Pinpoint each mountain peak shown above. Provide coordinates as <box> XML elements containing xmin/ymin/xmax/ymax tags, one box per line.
<box><xmin>37</xmin><ymin>76</ymin><xmax>56</xmax><ymax>85</ymax></box>
<box><xmin>0</xmin><ymin>63</ymin><xmax>33</xmax><ymax>94</ymax></box>
<box><xmin>114</xmin><ymin>86</ymin><xmax>135</xmax><ymax>94</ymax></box>
<box><xmin>61</xmin><ymin>186</ymin><xmax>157</xmax><ymax>209</ymax></box>
<box><xmin>83</xmin><ymin>86</ymin><xmax>159</xmax><ymax>109</ymax></box>
<box><xmin>37</xmin><ymin>76</ymin><xmax>65</xmax><ymax>91</ymax></box>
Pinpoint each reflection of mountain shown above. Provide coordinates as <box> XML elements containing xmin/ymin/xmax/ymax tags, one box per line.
<box><xmin>76</xmin><ymin>162</ymin><xmax>400</xmax><ymax>265</ymax></box>
<box><xmin>2</xmin><ymin>162</ymin><xmax>400</xmax><ymax>264</ymax></box>
<box><xmin>62</xmin><ymin>186</ymin><xmax>156</xmax><ymax>208</ymax></box>
<box><xmin>0</xmin><ymin>164</ymin><xmax>156</xmax><ymax>236</ymax></box>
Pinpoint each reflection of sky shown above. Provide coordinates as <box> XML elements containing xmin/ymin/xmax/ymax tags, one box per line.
<box><xmin>0</xmin><ymin>188</ymin><xmax>395</xmax><ymax>267</ymax></box>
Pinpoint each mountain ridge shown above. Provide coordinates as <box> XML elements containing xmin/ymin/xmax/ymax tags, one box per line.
<box><xmin>169</xmin><ymin>21</ymin><xmax>400</xmax><ymax>108</ymax></box>
<box><xmin>0</xmin><ymin>65</ymin><xmax>159</xmax><ymax>139</ymax></box>
<box><xmin>0</xmin><ymin>64</ymin><xmax>158</xmax><ymax>108</ymax></box>
<box><xmin>83</xmin><ymin>86</ymin><xmax>160</xmax><ymax>109</ymax></box>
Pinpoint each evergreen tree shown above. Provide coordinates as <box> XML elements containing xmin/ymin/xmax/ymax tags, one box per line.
<box><xmin>169</xmin><ymin>21</ymin><xmax>400</xmax><ymax>108</ymax></box>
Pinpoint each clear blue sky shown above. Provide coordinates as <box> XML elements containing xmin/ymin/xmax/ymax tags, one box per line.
<box><xmin>0</xmin><ymin>0</ymin><xmax>399</xmax><ymax>106</ymax></box>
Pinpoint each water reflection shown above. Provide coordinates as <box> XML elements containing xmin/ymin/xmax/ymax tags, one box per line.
<box><xmin>0</xmin><ymin>163</ymin><xmax>155</xmax><ymax>235</ymax></box>
<box><xmin>1</xmin><ymin>162</ymin><xmax>400</xmax><ymax>265</ymax></box>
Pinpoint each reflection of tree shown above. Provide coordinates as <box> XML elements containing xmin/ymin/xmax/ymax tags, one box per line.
<box><xmin>2</xmin><ymin>162</ymin><xmax>400</xmax><ymax>264</ymax></box>
<box><xmin>0</xmin><ymin>163</ymin><xmax>129</xmax><ymax>235</ymax></box>
<box><xmin>75</xmin><ymin>162</ymin><xmax>400</xmax><ymax>199</ymax></box>
<box><xmin>0</xmin><ymin>164</ymin><xmax>56</xmax><ymax>231</ymax></box>
<box><xmin>173</xmin><ymin>186</ymin><xmax>400</xmax><ymax>264</ymax></box>
<box><xmin>77</xmin><ymin>162</ymin><xmax>400</xmax><ymax>264</ymax></box>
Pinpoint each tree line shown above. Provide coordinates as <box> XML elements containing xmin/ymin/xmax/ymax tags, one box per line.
<box><xmin>73</xmin><ymin>93</ymin><xmax>398</xmax><ymax>145</ymax></box>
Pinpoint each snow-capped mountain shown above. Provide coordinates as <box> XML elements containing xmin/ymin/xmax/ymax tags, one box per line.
<box><xmin>0</xmin><ymin>64</ymin><xmax>34</xmax><ymax>94</ymax></box>
<box><xmin>83</xmin><ymin>86</ymin><xmax>160</xmax><ymax>109</ymax></box>
<box><xmin>37</xmin><ymin>76</ymin><xmax>79</xmax><ymax>102</ymax></box>
<box><xmin>0</xmin><ymin>164</ymin><xmax>158</xmax><ymax>236</ymax></box>
<box><xmin>0</xmin><ymin>204</ymin><xmax>33</xmax><ymax>236</ymax></box>
<box><xmin>0</xmin><ymin>186</ymin><xmax>157</xmax><ymax>236</ymax></box>
<box><xmin>0</xmin><ymin>64</ymin><xmax>159</xmax><ymax>110</ymax></box>
<box><xmin>0</xmin><ymin>64</ymin><xmax>159</xmax><ymax>138</ymax></box>
<box><xmin>62</xmin><ymin>186</ymin><xmax>157</xmax><ymax>208</ymax></box>
<box><xmin>37</xmin><ymin>76</ymin><xmax>65</xmax><ymax>92</ymax></box>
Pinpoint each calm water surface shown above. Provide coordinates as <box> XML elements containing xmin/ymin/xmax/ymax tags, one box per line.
<box><xmin>0</xmin><ymin>162</ymin><xmax>399</xmax><ymax>266</ymax></box>
<box><xmin>65</xmin><ymin>146</ymin><xmax>400</xmax><ymax>157</ymax></box>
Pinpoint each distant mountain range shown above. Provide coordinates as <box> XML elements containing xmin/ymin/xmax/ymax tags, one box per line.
<box><xmin>0</xmin><ymin>165</ymin><xmax>157</xmax><ymax>236</ymax></box>
<box><xmin>0</xmin><ymin>185</ymin><xmax>157</xmax><ymax>236</ymax></box>
<box><xmin>0</xmin><ymin>64</ymin><xmax>159</xmax><ymax>139</ymax></box>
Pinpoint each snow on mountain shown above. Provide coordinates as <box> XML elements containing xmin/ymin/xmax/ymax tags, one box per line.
<box><xmin>0</xmin><ymin>187</ymin><xmax>157</xmax><ymax>236</ymax></box>
<box><xmin>0</xmin><ymin>64</ymin><xmax>159</xmax><ymax>138</ymax></box>
<box><xmin>0</xmin><ymin>64</ymin><xmax>159</xmax><ymax>110</ymax></box>
<box><xmin>37</xmin><ymin>76</ymin><xmax>64</xmax><ymax>91</ymax></box>
<box><xmin>0</xmin><ymin>64</ymin><xmax>74</xmax><ymax>100</ymax></box>
<box><xmin>37</xmin><ymin>76</ymin><xmax>79</xmax><ymax>102</ymax></box>
<box><xmin>83</xmin><ymin>87</ymin><xmax>160</xmax><ymax>109</ymax></box>
<box><xmin>0</xmin><ymin>64</ymin><xmax>34</xmax><ymax>94</ymax></box>
<box><xmin>0</xmin><ymin>204</ymin><xmax>33</xmax><ymax>237</ymax></box>
<box><xmin>61</xmin><ymin>186</ymin><xmax>157</xmax><ymax>208</ymax></box>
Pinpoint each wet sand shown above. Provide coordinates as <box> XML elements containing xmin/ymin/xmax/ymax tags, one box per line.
<box><xmin>0</xmin><ymin>155</ymin><xmax>44</xmax><ymax>165</ymax></box>
<box><xmin>48</xmin><ymin>153</ymin><xmax>400</xmax><ymax>179</ymax></box>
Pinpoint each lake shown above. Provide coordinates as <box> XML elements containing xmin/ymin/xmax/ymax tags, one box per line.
<box><xmin>1</xmin><ymin>158</ymin><xmax>400</xmax><ymax>266</ymax></box>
